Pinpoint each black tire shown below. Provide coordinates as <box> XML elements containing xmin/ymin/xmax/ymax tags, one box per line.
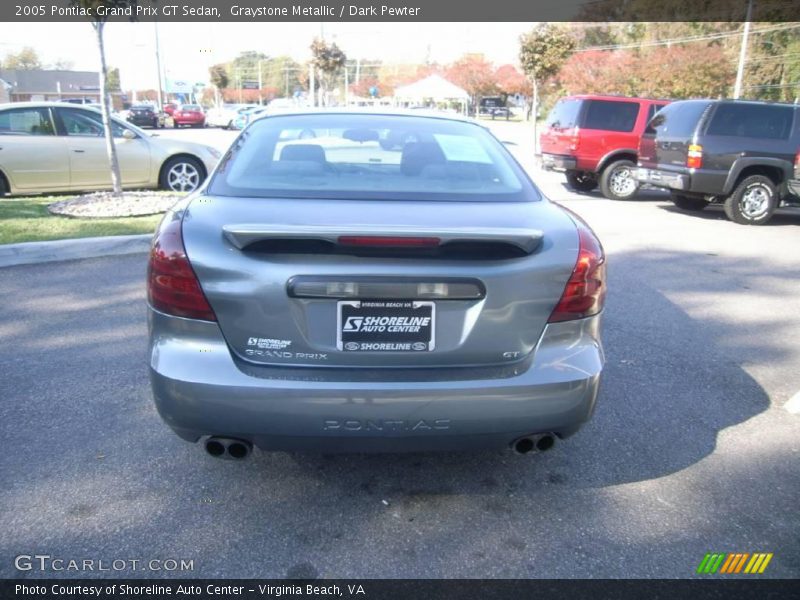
<box><xmin>723</xmin><ymin>175</ymin><xmax>778</xmax><ymax>225</ymax></box>
<box><xmin>670</xmin><ymin>193</ymin><xmax>709</xmax><ymax>212</ymax></box>
<box><xmin>159</xmin><ymin>156</ymin><xmax>205</xmax><ymax>193</ymax></box>
<box><xmin>173</xmin><ymin>121</ymin><xmax>179</xmax><ymax>129</ymax></box>
<box><xmin>565</xmin><ymin>170</ymin><xmax>598</xmax><ymax>193</ymax></box>
<box><xmin>599</xmin><ymin>159</ymin><xmax>639</xmax><ymax>200</ymax></box>
<box><xmin>0</xmin><ymin>172</ymin><xmax>8</xmax><ymax>197</ymax></box>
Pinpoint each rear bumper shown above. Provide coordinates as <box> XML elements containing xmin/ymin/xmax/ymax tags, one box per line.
<box><xmin>148</xmin><ymin>309</ymin><xmax>604</xmax><ymax>452</ymax></box>
<box><xmin>635</xmin><ymin>167</ymin><xmax>689</xmax><ymax>190</ymax></box>
<box><xmin>540</xmin><ymin>153</ymin><xmax>578</xmax><ymax>172</ymax></box>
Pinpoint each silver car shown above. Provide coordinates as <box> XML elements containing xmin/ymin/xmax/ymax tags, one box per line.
<box><xmin>147</xmin><ymin>111</ymin><xmax>606</xmax><ymax>459</ymax></box>
<box><xmin>0</xmin><ymin>102</ymin><xmax>220</xmax><ymax>196</ymax></box>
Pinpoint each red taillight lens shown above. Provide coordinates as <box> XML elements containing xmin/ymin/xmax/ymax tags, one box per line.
<box><xmin>548</xmin><ymin>224</ymin><xmax>606</xmax><ymax>323</ymax></box>
<box><xmin>687</xmin><ymin>144</ymin><xmax>703</xmax><ymax>169</ymax></box>
<box><xmin>794</xmin><ymin>150</ymin><xmax>799</xmax><ymax>176</ymax></box>
<box><xmin>569</xmin><ymin>127</ymin><xmax>580</xmax><ymax>151</ymax></box>
<box><xmin>338</xmin><ymin>236</ymin><xmax>441</xmax><ymax>248</ymax></box>
<box><xmin>147</xmin><ymin>217</ymin><xmax>217</xmax><ymax>321</ymax></box>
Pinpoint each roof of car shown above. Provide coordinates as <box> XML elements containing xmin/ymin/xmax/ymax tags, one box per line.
<box><xmin>248</xmin><ymin>106</ymin><xmax>482</xmax><ymax>125</ymax></box>
<box><xmin>561</xmin><ymin>94</ymin><xmax>672</xmax><ymax>103</ymax></box>
<box><xmin>0</xmin><ymin>101</ymin><xmax>106</xmax><ymax>110</ymax></box>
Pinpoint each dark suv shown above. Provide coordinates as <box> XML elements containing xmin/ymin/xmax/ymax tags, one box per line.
<box><xmin>540</xmin><ymin>95</ymin><xmax>669</xmax><ymax>200</ymax></box>
<box><xmin>637</xmin><ymin>99</ymin><xmax>800</xmax><ymax>225</ymax></box>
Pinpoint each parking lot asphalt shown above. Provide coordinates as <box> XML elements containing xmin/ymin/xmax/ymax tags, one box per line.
<box><xmin>1</xmin><ymin>123</ymin><xmax>799</xmax><ymax>579</ymax></box>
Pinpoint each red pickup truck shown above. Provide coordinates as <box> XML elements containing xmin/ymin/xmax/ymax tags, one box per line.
<box><xmin>540</xmin><ymin>94</ymin><xmax>669</xmax><ymax>200</ymax></box>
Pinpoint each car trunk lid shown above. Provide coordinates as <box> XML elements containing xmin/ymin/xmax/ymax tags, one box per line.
<box><xmin>181</xmin><ymin>196</ymin><xmax>579</xmax><ymax>369</ymax></box>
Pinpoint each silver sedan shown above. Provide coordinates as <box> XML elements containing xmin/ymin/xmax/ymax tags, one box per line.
<box><xmin>0</xmin><ymin>102</ymin><xmax>220</xmax><ymax>196</ymax></box>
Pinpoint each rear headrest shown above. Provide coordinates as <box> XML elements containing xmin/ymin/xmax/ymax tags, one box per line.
<box><xmin>401</xmin><ymin>142</ymin><xmax>446</xmax><ymax>176</ymax></box>
<box><xmin>280</xmin><ymin>144</ymin><xmax>327</xmax><ymax>163</ymax></box>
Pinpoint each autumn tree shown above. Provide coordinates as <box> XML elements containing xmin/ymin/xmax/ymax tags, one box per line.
<box><xmin>445</xmin><ymin>54</ymin><xmax>498</xmax><ymax>112</ymax></box>
<box><xmin>2</xmin><ymin>47</ymin><xmax>42</xmax><ymax>70</ymax></box>
<box><xmin>310</xmin><ymin>38</ymin><xmax>346</xmax><ymax>106</ymax></box>
<box><xmin>494</xmin><ymin>64</ymin><xmax>528</xmax><ymax>103</ymax></box>
<box><xmin>519</xmin><ymin>24</ymin><xmax>575</xmax><ymax>147</ymax></box>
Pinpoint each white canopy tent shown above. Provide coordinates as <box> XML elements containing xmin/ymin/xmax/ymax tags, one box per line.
<box><xmin>392</xmin><ymin>75</ymin><xmax>470</xmax><ymax>114</ymax></box>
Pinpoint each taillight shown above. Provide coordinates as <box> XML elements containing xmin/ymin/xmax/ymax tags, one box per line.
<box><xmin>569</xmin><ymin>127</ymin><xmax>580</xmax><ymax>151</ymax></box>
<box><xmin>687</xmin><ymin>144</ymin><xmax>703</xmax><ymax>169</ymax></box>
<box><xmin>794</xmin><ymin>149</ymin><xmax>799</xmax><ymax>177</ymax></box>
<box><xmin>147</xmin><ymin>216</ymin><xmax>216</xmax><ymax>321</ymax></box>
<box><xmin>548</xmin><ymin>222</ymin><xmax>606</xmax><ymax>323</ymax></box>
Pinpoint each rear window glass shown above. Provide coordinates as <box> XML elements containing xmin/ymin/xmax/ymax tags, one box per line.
<box><xmin>583</xmin><ymin>100</ymin><xmax>640</xmax><ymax>132</ymax></box>
<box><xmin>706</xmin><ymin>103</ymin><xmax>794</xmax><ymax>140</ymax></box>
<box><xmin>209</xmin><ymin>114</ymin><xmax>538</xmax><ymax>202</ymax></box>
<box><xmin>545</xmin><ymin>99</ymin><xmax>581</xmax><ymax>129</ymax></box>
<box><xmin>648</xmin><ymin>101</ymin><xmax>710</xmax><ymax>138</ymax></box>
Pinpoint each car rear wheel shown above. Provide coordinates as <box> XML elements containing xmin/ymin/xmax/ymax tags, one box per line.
<box><xmin>160</xmin><ymin>156</ymin><xmax>204</xmax><ymax>193</ymax></box>
<box><xmin>670</xmin><ymin>193</ymin><xmax>709</xmax><ymax>212</ymax></box>
<box><xmin>724</xmin><ymin>175</ymin><xmax>778</xmax><ymax>225</ymax></box>
<box><xmin>0</xmin><ymin>173</ymin><xmax>8</xmax><ymax>197</ymax></box>
<box><xmin>565</xmin><ymin>170</ymin><xmax>598</xmax><ymax>193</ymax></box>
<box><xmin>600</xmin><ymin>159</ymin><xmax>639</xmax><ymax>200</ymax></box>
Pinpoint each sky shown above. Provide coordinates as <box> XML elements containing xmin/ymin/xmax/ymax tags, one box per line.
<box><xmin>0</xmin><ymin>22</ymin><xmax>537</xmax><ymax>90</ymax></box>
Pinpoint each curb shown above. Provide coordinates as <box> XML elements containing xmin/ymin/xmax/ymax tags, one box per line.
<box><xmin>0</xmin><ymin>234</ymin><xmax>151</xmax><ymax>268</ymax></box>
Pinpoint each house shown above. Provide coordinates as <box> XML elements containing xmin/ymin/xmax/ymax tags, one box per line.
<box><xmin>0</xmin><ymin>68</ymin><xmax>101</xmax><ymax>103</ymax></box>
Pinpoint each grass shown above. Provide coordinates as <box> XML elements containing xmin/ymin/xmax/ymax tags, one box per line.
<box><xmin>0</xmin><ymin>195</ymin><xmax>162</xmax><ymax>245</ymax></box>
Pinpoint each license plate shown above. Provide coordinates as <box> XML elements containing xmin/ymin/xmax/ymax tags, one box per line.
<box><xmin>337</xmin><ymin>300</ymin><xmax>435</xmax><ymax>352</ymax></box>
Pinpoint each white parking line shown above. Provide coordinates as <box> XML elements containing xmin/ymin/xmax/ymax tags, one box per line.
<box><xmin>784</xmin><ymin>391</ymin><xmax>800</xmax><ymax>414</ymax></box>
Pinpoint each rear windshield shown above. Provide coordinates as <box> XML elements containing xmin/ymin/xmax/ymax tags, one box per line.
<box><xmin>545</xmin><ymin>99</ymin><xmax>582</xmax><ymax>129</ymax></box>
<box><xmin>208</xmin><ymin>114</ymin><xmax>539</xmax><ymax>202</ymax></box>
<box><xmin>706</xmin><ymin>103</ymin><xmax>794</xmax><ymax>140</ymax></box>
<box><xmin>583</xmin><ymin>100</ymin><xmax>640</xmax><ymax>132</ymax></box>
<box><xmin>647</xmin><ymin>101</ymin><xmax>710</xmax><ymax>138</ymax></box>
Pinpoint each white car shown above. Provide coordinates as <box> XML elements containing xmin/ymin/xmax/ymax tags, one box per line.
<box><xmin>0</xmin><ymin>102</ymin><xmax>221</xmax><ymax>196</ymax></box>
<box><xmin>206</xmin><ymin>104</ymin><xmax>257</xmax><ymax>129</ymax></box>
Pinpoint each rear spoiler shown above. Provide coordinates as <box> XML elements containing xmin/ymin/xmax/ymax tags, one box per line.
<box><xmin>222</xmin><ymin>224</ymin><xmax>544</xmax><ymax>254</ymax></box>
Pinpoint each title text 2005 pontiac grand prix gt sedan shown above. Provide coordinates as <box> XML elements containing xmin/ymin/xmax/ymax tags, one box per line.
<box><xmin>147</xmin><ymin>110</ymin><xmax>606</xmax><ymax>459</ymax></box>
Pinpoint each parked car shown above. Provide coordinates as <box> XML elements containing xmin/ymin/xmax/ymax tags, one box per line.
<box><xmin>172</xmin><ymin>104</ymin><xmax>206</xmax><ymax>128</ymax></box>
<box><xmin>540</xmin><ymin>94</ymin><xmax>669</xmax><ymax>200</ymax></box>
<box><xmin>0</xmin><ymin>102</ymin><xmax>221</xmax><ymax>196</ymax></box>
<box><xmin>206</xmin><ymin>104</ymin><xmax>257</xmax><ymax>129</ymax></box>
<box><xmin>231</xmin><ymin>105</ymin><xmax>267</xmax><ymax>130</ymax></box>
<box><xmin>126</xmin><ymin>104</ymin><xmax>168</xmax><ymax>128</ymax></box>
<box><xmin>636</xmin><ymin>99</ymin><xmax>800</xmax><ymax>225</ymax></box>
<box><xmin>147</xmin><ymin>110</ymin><xmax>606</xmax><ymax>458</ymax></box>
<box><xmin>163</xmin><ymin>103</ymin><xmax>178</xmax><ymax>116</ymax></box>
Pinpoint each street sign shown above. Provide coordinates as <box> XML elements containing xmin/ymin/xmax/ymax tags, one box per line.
<box><xmin>242</xmin><ymin>81</ymin><xmax>259</xmax><ymax>90</ymax></box>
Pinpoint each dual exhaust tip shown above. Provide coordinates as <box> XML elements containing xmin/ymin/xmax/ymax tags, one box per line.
<box><xmin>204</xmin><ymin>437</ymin><xmax>252</xmax><ymax>460</ymax></box>
<box><xmin>204</xmin><ymin>434</ymin><xmax>554</xmax><ymax>459</ymax></box>
<box><xmin>512</xmin><ymin>433</ymin><xmax>556</xmax><ymax>455</ymax></box>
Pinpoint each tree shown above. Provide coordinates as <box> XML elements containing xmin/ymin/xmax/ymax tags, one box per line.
<box><xmin>209</xmin><ymin>64</ymin><xmax>229</xmax><ymax>106</ymax></box>
<box><xmin>2</xmin><ymin>47</ymin><xmax>42</xmax><ymax>70</ymax></box>
<box><xmin>494</xmin><ymin>64</ymin><xmax>528</xmax><ymax>103</ymax></box>
<box><xmin>107</xmin><ymin>67</ymin><xmax>121</xmax><ymax>92</ymax></box>
<box><xmin>70</xmin><ymin>0</ymin><xmax>142</xmax><ymax>199</ymax></box>
<box><xmin>50</xmin><ymin>59</ymin><xmax>76</xmax><ymax>70</ymax></box>
<box><xmin>445</xmin><ymin>54</ymin><xmax>498</xmax><ymax>112</ymax></box>
<box><xmin>310</xmin><ymin>38</ymin><xmax>346</xmax><ymax>106</ymax></box>
<box><xmin>519</xmin><ymin>24</ymin><xmax>576</xmax><ymax>148</ymax></box>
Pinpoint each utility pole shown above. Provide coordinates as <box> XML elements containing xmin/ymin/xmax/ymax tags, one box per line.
<box><xmin>344</xmin><ymin>64</ymin><xmax>349</xmax><ymax>106</ymax></box>
<box><xmin>733</xmin><ymin>0</ymin><xmax>754</xmax><ymax>100</ymax></box>
<box><xmin>154</xmin><ymin>21</ymin><xmax>165</xmax><ymax>110</ymax></box>
<box><xmin>355</xmin><ymin>58</ymin><xmax>360</xmax><ymax>85</ymax></box>
<box><xmin>309</xmin><ymin>63</ymin><xmax>315</xmax><ymax>107</ymax></box>
<box><xmin>257</xmin><ymin>59</ymin><xmax>263</xmax><ymax>105</ymax></box>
